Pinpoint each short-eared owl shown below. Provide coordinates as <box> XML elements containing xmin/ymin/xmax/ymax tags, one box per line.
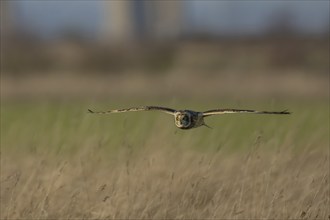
<box><xmin>88</xmin><ymin>106</ymin><xmax>290</xmax><ymax>130</ymax></box>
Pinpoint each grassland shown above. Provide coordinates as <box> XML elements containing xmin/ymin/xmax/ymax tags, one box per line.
<box><xmin>1</xmin><ymin>100</ymin><xmax>329</xmax><ymax>219</ymax></box>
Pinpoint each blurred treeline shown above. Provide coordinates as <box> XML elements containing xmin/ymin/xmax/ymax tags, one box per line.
<box><xmin>2</xmin><ymin>34</ymin><xmax>328</xmax><ymax>77</ymax></box>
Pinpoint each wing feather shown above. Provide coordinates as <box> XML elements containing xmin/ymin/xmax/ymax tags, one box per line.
<box><xmin>88</xmin><ymin>106</ymin><xmax>176</xmax><ymax>115</ymax></box>
<box><xmin>202</xmin><ymin>109</ymin><xmax>290</xmax><ymax>117</ymax></box>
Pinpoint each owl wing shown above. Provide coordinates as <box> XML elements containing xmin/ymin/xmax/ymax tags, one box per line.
<box><xmin>88</xmin><ymin>106</ymin><xmax>176</xmax><ymax>115</ymax></box>
<box><xmin>202</xmin><ymin>109</ymin><xmax>290</xmax><ymax>117</ymax></box>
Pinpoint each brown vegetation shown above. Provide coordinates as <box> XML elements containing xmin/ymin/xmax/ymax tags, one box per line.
<box><xmin>1</xmin><ymin>141</ymin><xmax>328</xmax><ymax>219</ymax></box>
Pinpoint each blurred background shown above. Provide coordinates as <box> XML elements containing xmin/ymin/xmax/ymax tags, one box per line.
<box><xmin>2</xmin><ymin>2</ymin><xmax>329</xmax><ymax>218</ymax></box>
<box><xmin>1</xmin><ymin>0</ymin><xmax>329</xmax><ymax>101</ymax></box>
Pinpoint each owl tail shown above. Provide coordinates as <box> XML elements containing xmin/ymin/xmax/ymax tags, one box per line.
<box><xmin>203</xmin><ymin>122</ymin><xmax>212</xmax><ymax>129</ymax></box>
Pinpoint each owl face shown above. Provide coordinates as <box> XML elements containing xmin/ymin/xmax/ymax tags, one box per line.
<box><xmin>174</xmin><ymin>111</ymin><xmax>192</xmax><ymax>129</ymax></box>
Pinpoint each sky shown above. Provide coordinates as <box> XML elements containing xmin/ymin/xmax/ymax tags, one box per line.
<box><xmin>9</xmin><ymin>0</ymin><xmax>330</xmax><ymax>39</ymax></box>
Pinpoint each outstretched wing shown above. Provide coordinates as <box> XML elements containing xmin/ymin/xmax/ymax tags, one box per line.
<box><xmin>88</xmin><ymin>106</ymin><xmax>176</xmax><ymax>115</ymax></box>
<box><xmin>202</xmin><ymin>109</ymin><xmax>290</xmax><ymax>117</ymax></box>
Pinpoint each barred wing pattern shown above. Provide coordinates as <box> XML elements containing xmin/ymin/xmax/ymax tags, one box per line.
<box><xmin>88</xmin><ymin>106</ymin><xmax>176</xmax><ymax>115</ymax></box>
<box><xmin>88</xmin><ymin>106</ymin><xmax>291</xmax><ymax>130</ymax></box>
<box><xmin>202</xmin><ymin>109</ymin><xmax>290</xmax><ymax>117</ymax></box>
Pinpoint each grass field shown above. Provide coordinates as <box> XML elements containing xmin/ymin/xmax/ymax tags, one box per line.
<box><xmin>1</xmin><ymin>100</ymin><xmax>329</xmax><ymax>219</ymax></box>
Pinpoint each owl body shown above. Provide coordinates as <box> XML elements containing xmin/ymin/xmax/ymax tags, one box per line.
<box><xmin>174</xmin><ymin>110</ymin><xmax>205</xmax><ymax>129</ymax></box>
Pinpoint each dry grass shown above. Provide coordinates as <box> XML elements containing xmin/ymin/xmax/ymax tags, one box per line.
<box><xmin>1</xmin><ymin>145</ymin><xmax>328</xmax><ymax>219</ymax></box>
<box><xmin>1</xmin><ymin>101</ymin><xmax>329</xmax><ymax>219</ymax></box>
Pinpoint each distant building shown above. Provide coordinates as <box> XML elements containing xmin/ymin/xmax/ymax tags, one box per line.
<box><xmin>102</xmin><ymin>0</ymin><xmax>183</xmax><ymax>42</ymax></box>
<box><xmin>0</xmin><ymin>1</ymin><xmax>13</xmax><ymax>38</ymax></box>
<box><xmin>146</xmin><ymin>1</ymin><xmax>183</xmax><ymax>39</ymax></box>
<box><xmin>103</xmin><ymin>1</ymin><xmax>134</xmax><ymax>42</ymax></box>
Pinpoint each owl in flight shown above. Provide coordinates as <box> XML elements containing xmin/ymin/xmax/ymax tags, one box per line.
<box><xmin>88</xmin><ymin>106</ymin><xmax>290</xmax><ymax>130</ymax></box>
